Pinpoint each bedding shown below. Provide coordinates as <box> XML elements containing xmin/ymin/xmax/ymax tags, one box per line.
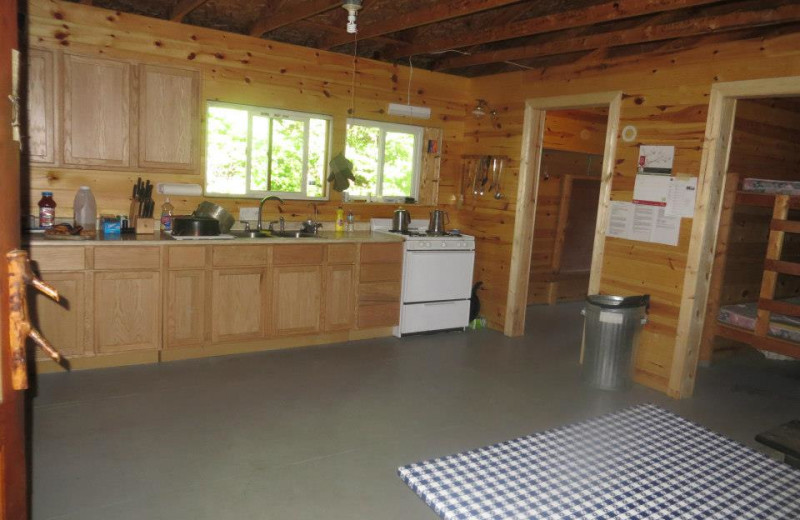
<box><xmin>717</xmin><ymin>297</ymin><xmax>800</xmax><ymax>343</ymax></box>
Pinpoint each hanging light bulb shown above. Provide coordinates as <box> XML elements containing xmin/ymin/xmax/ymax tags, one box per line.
<box><xmin>342</xmin><ymin>0</ymin><xmax>363</xmax><ymax>34</ymax></box>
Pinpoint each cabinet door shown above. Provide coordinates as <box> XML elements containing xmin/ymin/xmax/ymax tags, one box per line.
<box><xmin>272</xmin><ymin>266</ymin><xmax>322</xmax><ymax>336</ymax></box>
<box><xmin>138</xmin><ymin>64</ymin><xmax>199</xmax><ymax>170</ymax></box>
<box><xmin>324</xmin><ymin>265</ymin><xmax>355</xmax><ymax>331</ymax></box>
<box><xmin>211</xmin><ymin>268</ymin><xmax>266</xmax><ymax>342</ymax></box>
<box><xmin>63</xmin><ymin>53</ymin><xmax>131</xmax><ymax>167</ymax></box>
<box><xmin>94</xmin><ymin>271</ymin><xmax>160</xmax><ymax>353</ymax></box>
<box><xmin>27</xmin><ymin>48</ymin><xmax>56</xmax><ymax>164</ymax></box>
<box><xmin>31</xmin><ymin>272</ymin><xmax>86</xmax><ymax>359</ymax></box>
<box><xmin>166</xmin><ymin>270</ymin><xmax>206</xmax><ymax>349</ymax></box>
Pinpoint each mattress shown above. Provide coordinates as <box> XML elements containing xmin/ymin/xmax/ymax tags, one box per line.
<box><xmin>717</xmin><ymin>297</ymin><xmax>800</xmax><ymax>343</ymax></box>
<box><xmin>742</xmin><ymin>177</ymin><xmax>800</xmax><ymax>196</ymax></box>
<box><xmin>398</xmin><ymin>404</ymin><xmax>800</xmax><ymax>520</ymax></box>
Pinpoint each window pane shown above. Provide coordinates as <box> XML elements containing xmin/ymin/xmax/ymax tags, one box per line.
<box><xmin>346</xmin><ymin>124</ymin><xmax>380</xmax><ymax>197</ymax></box>
<box><xmin>250</xmin><ymin>115</ymin><xmax>270</xmax><ymax>191</ymax></box>
<box><xmin>382</xmin><ymin>131</ymin><xmax>416</xmax><ymax>197</ymax></box>
<box><xmin>307</xmin><ymin>118</ymin><xmax>327</xmax><ymax>198</ymax></box>
<box><xmin>270</xmin><ymin>118</ymin><xmax>305</xmax><ymax>193</ymax></box>
<box><xmin>206</xmin><ymin>106</ymin><xmax>248</xmax><ymax>195</ymax></box>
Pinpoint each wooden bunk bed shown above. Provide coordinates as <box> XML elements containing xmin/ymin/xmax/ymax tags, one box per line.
<box><xmin>702</xmin><ymin>172</ymin><xmax>800</xmax><ymax>361</ymax></box>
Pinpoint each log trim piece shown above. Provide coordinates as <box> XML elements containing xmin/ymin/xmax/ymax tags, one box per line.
<box><xmin>322</xmin><ymin>0</ymin><xmax>523</xmax><ymax>50</ymax></box>
<box><xmin>670</xmin><ymin>75</ymin><xmax>800</xmax><ymax>399</ymax></box>
<box><xmin>504</xmin><ymin>91</ymin><xmax>622</xmax><ymax>338</ymax></box>
<box><xmin>250</xmin><ymin>0</ymin><xmax>340</xmax><ymax>38</ymax></box>
<box><xmin>390</xmin><ymin>0</ymin><xmax>721</xmax><ymax>59</ymax></box>
<box><xmin>715</xmin><ymin>322</ymin><xmax>800</xmax><ymax>360</ymax></box>
<box><xmin>435</xmin><ymin>3</ymin><xmax>800</xmax><ymax>70</ymax></box>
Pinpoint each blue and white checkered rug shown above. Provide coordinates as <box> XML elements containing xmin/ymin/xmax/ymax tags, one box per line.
<box><xmin>398</xmin><ymin>404</ymin><xmax>800</xmax><ymax>519</ymax></box>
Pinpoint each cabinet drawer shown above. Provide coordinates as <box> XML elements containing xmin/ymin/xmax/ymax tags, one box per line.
<box><xmin>358</xmin><ymin>303</ymin><xmax>400</xmax><ymax>329</ymax></box>
<box><xmin>359</xmin><ymin>263</ymin><xmax>402</xmax><ymax>283</ymax></box>
<box><xmin>327</xmin><ymin>243</ymin><xmax>357</xmax><ymax>264</ymax></box>
<box><xmin>28</xmin><ymin>246</ymin><xmax>85</xmax><ymax>271</ymax></box>
<box><xmin>360</xmin><ymin>243</ymin><xmax>402</xmax><ymax>264</ymax></box>
<box><xmin>273</xmin><ymin>244</ymin><xmax>324</xmax><ymax>266</ymax></box>
<box><xmin>358</xmin><ymin>282</ymin><xmax>401</xmax><ymax>305</ymax></box>
<box><xmin>212</xmin><ymin>245</ymin><xmax>268</xmax><ymax>267</ymax></box>
<box><xmin>168</xmin><ymin>246</ymin><xmax>207</xmax><ymax>269</ymax></box>
<box><xmin>94</xmin><ymin>247</ymin><xmax>160</xmax><ymax>270</ymax></box>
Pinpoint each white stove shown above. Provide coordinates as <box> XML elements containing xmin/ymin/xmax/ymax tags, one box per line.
<box><xmin>372</xmin><ymin>219</ymin><xmax>475</xmax><ymax>337</ymax></box>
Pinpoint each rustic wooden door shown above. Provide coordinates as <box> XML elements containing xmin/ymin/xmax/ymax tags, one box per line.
<box><xmin>0</xmin><ymin>0</ymin><xmax>27</xmax><ymax>517</ymax></box>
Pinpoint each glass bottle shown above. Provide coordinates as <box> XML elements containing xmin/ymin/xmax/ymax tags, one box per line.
<box><xmin>38</xmin><ymin>191</ymin><xmax>56</xmax><ymax>229</ymax></box>
<box><xmin>160</xmin><ymin>198</ymin><xmax>174</xmax><ymax>231</ymax></box>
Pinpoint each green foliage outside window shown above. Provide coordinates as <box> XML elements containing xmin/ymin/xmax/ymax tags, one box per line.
<box><xmin>206</xmin><ymin>102</ymin><xmax>330</xmax><ymax>199</ymax></box>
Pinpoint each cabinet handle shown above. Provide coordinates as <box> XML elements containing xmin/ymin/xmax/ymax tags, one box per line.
<box><xmin>7</xmin><ymin>250</ymin><xmax>65</xmax><ymax>390</ymax></box>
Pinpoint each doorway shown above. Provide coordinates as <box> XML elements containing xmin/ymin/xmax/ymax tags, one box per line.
<box><xmin>504</xmin><ymin>92</ymin><xmax>622</xmax><ymax>337</ymax></box>
<box><xmin>670</xmin><ymin>76</ymin><xmax>800</xmax><ymax>398</ymax></box>
<box><xmin>527</xmin><ymin>108</ymin><xmax>608</xmax><ymax>307</ymax></box>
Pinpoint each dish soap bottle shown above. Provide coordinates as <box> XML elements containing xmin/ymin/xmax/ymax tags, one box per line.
<box><xmin>73</xmin><ymin>186</ymin><xmax>97</xmax><ymax>230</ymax></box>
<box><xmin>335</xmin><ymin>206</ymin><xmax>345</xmax><ymax>232</ymax></box>
<box><xmin>160</xmin><ymin>198</ymin><xmax>174</xmax><ymax>232</ymax></box>
<box><xmin>38</xmin><ymin>191</ymin><xmax>56</xmax><ymax>229</ymax></box>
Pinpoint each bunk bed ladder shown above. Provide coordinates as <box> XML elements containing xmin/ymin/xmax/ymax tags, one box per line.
<box><xmin>755</xmin><ymin>194</ymin><xmax>800</xmax><ymax>338</ymax></box>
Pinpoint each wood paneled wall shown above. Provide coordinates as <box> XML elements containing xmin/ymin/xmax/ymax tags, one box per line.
<box><xmin>460</xmin><ymin>30</ymin><xmax>800</xmax><ymax>392</ymax></box>
<box><xmin>26</xmin><ymin>0</ymin><xmax>469</xmax><ymax>224</ymax></box>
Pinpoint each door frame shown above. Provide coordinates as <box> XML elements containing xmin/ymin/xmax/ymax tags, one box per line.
<box><xmin>669</xmin><ymin>76</ymin><xmax>800</xmax><ymax>398</ymax></box>
<box><xmin>504</xmin><ymin>91</ymin><xmax>623</xmax><ymax>336</ymax></box>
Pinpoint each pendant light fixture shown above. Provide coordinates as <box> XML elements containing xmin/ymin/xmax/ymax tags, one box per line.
<box><xmin>342</xmin><ymin>0</ymin><xmax>363</xmax><ymax>34</ymax></box>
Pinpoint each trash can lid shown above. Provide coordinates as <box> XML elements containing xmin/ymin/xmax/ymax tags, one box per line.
<box><xmin>586</xmin><ymin>294</ymin><xmax>650</xmax><ymax>309</ymax></box>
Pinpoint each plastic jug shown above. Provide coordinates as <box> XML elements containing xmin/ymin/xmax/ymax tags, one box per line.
<box><xmin>73</xmin><ymin>186</ymin><xmax>97</xmax><ymax>230</ymax></box>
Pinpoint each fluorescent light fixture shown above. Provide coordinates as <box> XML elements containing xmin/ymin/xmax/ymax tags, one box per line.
<box><xmin>387</xmin><ymin>103</ymin><xmax>431</xmax><ymax>120</ymax></box>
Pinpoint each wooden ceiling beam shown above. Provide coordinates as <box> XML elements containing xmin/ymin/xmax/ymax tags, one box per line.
<box><xmin>321</xmin><ymin>0</ymin><xmax>524</xmax><ymax>50</ymax></box>
<box><xmin>80</xmin><ymin>0</ymin><xmax>93</xmax><ymax>4</ymax></box>
<box><xmin>435</xmin><ymin>2</ymin><xmax>800</xmax><ymax>70</ymax></box>
<box><xmin>250</xmin><ymin>0</ymin><xmax>341</xmax><ymax>38</ymax></box>
<box><xmin>170</xmin><ymin>0</ymin><xmax>209</xmax><ymax>22</ymax></box>
<box><xmin>389</xmin><ymin>0</ymin><xmax>723</xmax><ymax>59</ymax></box>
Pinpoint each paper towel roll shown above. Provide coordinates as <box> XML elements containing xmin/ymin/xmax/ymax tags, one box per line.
<box><xmin>157</xmin><ymin>183</ymin><xmax>203</xmax><ymax>196</ymax></box>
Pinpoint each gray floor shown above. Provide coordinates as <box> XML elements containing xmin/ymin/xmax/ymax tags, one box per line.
<box><xmin>31</xmin><ymin>302</ymin><xmax>800</xmax><ymax>520</ymax></box>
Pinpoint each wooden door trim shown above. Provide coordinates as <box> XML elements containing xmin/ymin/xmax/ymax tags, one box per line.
<box><xmin>669</xmin><ymin>76</ymin><xmax>800</xmax><ymax>399</ymax></box>
<box><xmin>504</xmin><ymin>91</ymin><xmax>622</xmax><ymax>337</ymax></box>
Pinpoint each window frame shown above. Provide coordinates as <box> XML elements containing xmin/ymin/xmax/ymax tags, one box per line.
<box><xmin>346</xmin><ymin>118</ymin><xmax>424</xmax><ymax>201</ymax></box>
<box><xmin>205</xmin><ymin>101</ymin><xmax>332</xmax><ymax>200</ymax></box>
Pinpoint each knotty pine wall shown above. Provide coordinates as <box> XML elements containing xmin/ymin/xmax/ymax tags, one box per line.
<box><xmin>25</xmin><ymin>0</ymin><xmax>469</xmax><ymax>224</ymax></box>
<box><xmin>461</xmin><ymin>30</ymin><xmax>800</xmax><ymax>392</ymax></box>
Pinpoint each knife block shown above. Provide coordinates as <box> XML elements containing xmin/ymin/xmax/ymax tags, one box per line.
<box><xmin>135</xmin><ymin>218</ymin><xmax>157</xmax><ymax>235</ymax></box>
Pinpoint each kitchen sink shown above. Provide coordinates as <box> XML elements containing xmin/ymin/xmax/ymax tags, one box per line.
<box><xmin>231</xmin><ymin>230</ymin><xmax>321</xmax><ymax>239</ymax></box>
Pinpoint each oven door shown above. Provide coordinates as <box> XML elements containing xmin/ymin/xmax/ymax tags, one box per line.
<box><xmin>402</xmin><ymin>250</ymin><xmax>475</xmax><ymax>303</ymax></box>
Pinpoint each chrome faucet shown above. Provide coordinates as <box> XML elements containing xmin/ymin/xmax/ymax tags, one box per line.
<box><xmin>257</xmin><ymin>196</ymin><xmax>284</xmax><ymax>232</ymax></box>
<box><xmin>303</xmin><ymin>202</ymin><xmax>322</xmax><ymax>234</ymax></box>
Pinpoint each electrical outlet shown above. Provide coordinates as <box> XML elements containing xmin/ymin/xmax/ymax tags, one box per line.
<box><xmin>239</xmin><ymin>207</ymin><xmax>259</xmax><ymax>221</ymax></box>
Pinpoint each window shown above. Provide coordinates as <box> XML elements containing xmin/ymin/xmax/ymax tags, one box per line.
<box><xmin>345</xmin><ymin>119</ymin><xmax>423</xmax><ymax>200</ymax></box>
<box><xmin>205</xmin><ymin>102</ymin><xmax>331</xmax><ymax>199</ymax></box>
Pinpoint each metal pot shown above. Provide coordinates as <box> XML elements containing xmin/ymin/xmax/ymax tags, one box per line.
<box><xmin>392</xmin><ymin>208</ymin><xmax>411</xmax><ymax>232</ymax></box>
<box><xmin>171</xmin><ymin>216</ymin><xmax>221</xmax><ymax>237</ymax></box>
<box><xmin>428</xmin><ymin>210</ymin><xmax>450</xmax><ymax>236</ymax></box>
<box><xmin>194</xmin><ymin>201</ymin><xmax>235</xmax><ymax>234</ymax></box>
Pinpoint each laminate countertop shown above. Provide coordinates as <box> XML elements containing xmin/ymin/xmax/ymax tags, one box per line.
<box><xmin>24</xmin><ymin>230</ymin><xmax>403</xmax><ymax>246</ymax></box>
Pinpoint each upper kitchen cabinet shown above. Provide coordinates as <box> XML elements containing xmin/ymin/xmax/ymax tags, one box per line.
<box><xmin>138</xmin><ymin>64</ymin><xmax>200</xmax><ymax>171</ymax></box>
<box><xmin>26</xmin><ymin>48</ymin><xmax>57</xmax><ymax>164</ymax></box>
<box><xmin>63</xmin><ymin>53</ymin><xmax>132</xmax><ymax>168</ymax></box>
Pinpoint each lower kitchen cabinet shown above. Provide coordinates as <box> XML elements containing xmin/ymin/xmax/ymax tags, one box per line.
<box><xmin>212</xmin><ymin>268</ymin><xmax>266</xmax><ymax>342</ymax></box>
<box><xmin>166</xmin><ymin>270</ymin><xmax>206</xmax><ymax>348</ymax></box>
<box><xmin>31</xmin><ymin>272</ymin><xmax>87</xmax><ymax>359</ymax></box>
<box><xmin>324</xmin><ymin>265</ymin><xmax>356</xmax><ymax>331</ymax></box>
<box><xmin>272</xmin><ymin>265</ymin><xmax>323</xmax><ymax>336</ymax></box>
<box><xmin>94</xmin><ymin>271</ymin><xmax>161</xmax><ymax>354</ymax></box>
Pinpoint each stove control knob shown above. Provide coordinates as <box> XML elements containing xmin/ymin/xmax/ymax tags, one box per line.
<box><xmin>459</xmin><ymin>242</ymin><xmax>465</xmax><ymax>248</ymax></box>
<box><xmin>441</xmin><ymin>242</ymin><xmax>447</xmax><ymax>248</ymax></box>
<box><xmin>423</xmin><ymin>242</ymin><xmax>429</xmax><ymax>248</ymax></box>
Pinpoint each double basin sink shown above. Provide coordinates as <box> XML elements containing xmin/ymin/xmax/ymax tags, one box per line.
<box><xmin>231</xmin><ymin>230</ymin><xmax>321</xmax><ymax>239</ymax></box>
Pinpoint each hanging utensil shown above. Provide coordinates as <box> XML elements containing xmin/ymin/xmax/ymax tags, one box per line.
<box><xmin>488</xmin><ymin>157</ymin><xmax>499</xmax><ymax>192</ymax></box>
<box><xmin>479</xmin><ymin>156</ymin><xmax>489</xmax><ymax>196</ymax></box>
<box><xmin>494</xmin><ymin>157</ymin><xmax>505</xmax><ymax>199</ymax></box>
<box><xmin>471</xmin><ymin>158</ymin><xmax>480</xmax><ymax>196</ymax></box>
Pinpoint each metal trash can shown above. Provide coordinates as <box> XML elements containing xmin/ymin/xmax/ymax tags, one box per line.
<box><xmin>581</xmin><ymin>294</ymin><xmax>649</xmax><ymax>390</ymax></box>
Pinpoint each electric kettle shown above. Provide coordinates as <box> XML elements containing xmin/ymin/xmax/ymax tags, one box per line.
<box><xmin>392</xmin><ymin>207</ymin><xmax>411</xmax><ymax>232</ymax></box>
<box><xmin>428</xmin><ymin>210</ymin><xmax>450</xmax><ymax>236</ymax></box>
